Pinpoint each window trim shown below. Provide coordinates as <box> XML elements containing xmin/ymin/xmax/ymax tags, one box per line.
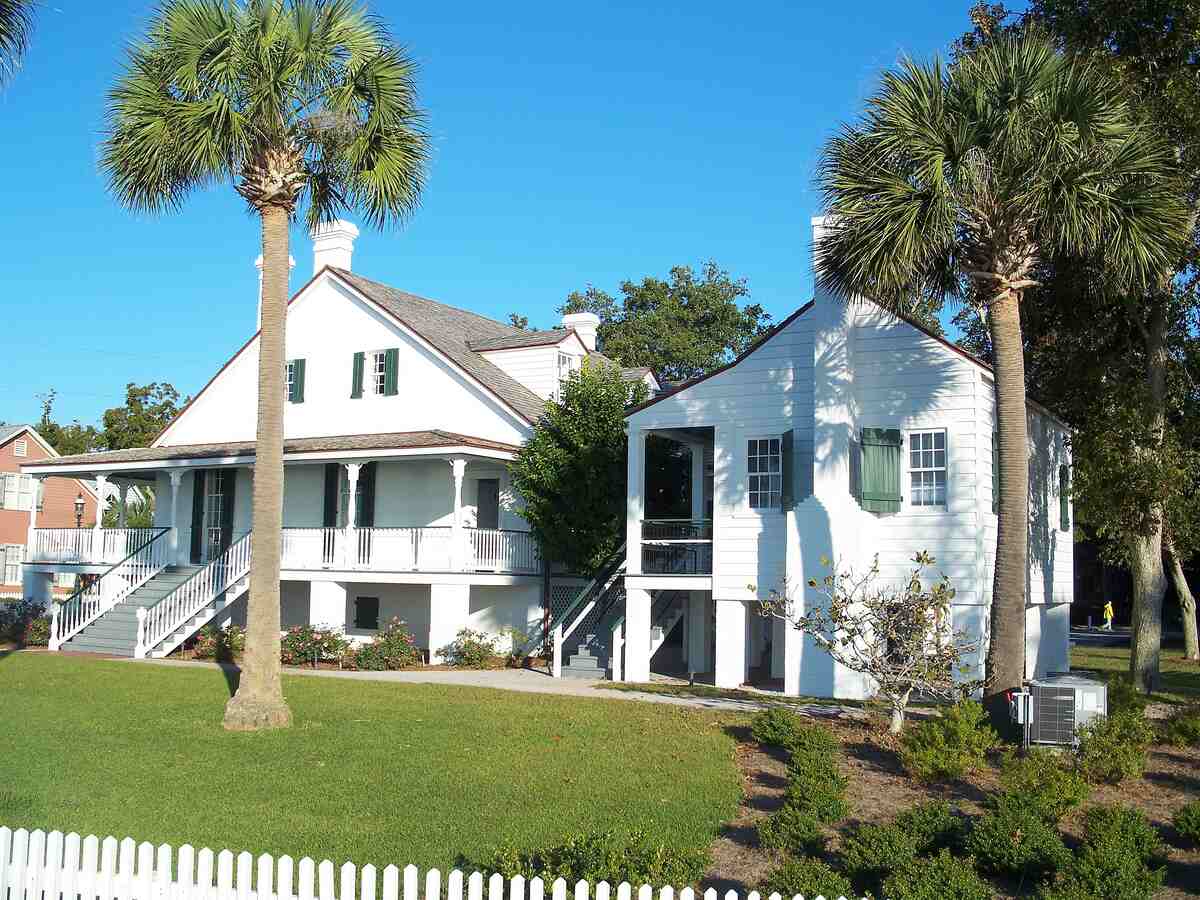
<box><xmin>285</xmin><ymin>360</ymin><xmax>296</xmax><ymax>402</ymax></box>
<box><xmin>745</xmin><ymin>434</ymin><xmax>783</xmax><ymax>512</ymax></box>
<box><xmin>902</xmin><ymin>427</ymin><xmax>949</xmax><ymax>512</ymax></box>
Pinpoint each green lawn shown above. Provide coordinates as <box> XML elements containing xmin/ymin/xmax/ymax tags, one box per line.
<box><xmin>0</xmin><ymin>653</ymin><xmax>742</xmax><ymax>870</ymax></box>
<box><xmin>1070</xmin><ymin>642</ymin><xmax>1200</xmax><ymax>704</ymax></box>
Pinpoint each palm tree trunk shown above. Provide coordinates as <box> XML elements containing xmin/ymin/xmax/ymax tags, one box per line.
<box><xmin>1165</xmin><ymin>533</ymin><xmax>1199</xmax><ymax>661</ymax></box>
<box><xmin>223</xmin><ymin>204</ymin><xmax>292</xmax><ymax>731</ymax></box>
<box><xmin>983</xmin><ymin>289</ymin><xmax>1029</xmax><ymax>726</ymax></box>
<box><xmin>1129</xmin><ymin>300</ymin><xmax>1169</xmax><ymax>692</ymax></box>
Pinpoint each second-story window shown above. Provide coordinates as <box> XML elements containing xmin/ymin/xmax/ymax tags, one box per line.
<box><xmin>908</xmin><ymin>430</ymin><xmax>947</xmax><ymax>507</ymax></box>
<box><xmin>0</xmin><ymin>473</ymin><xmax>35</xmax><ymax>511</ymax></box>
<box><xmin>350</xmin><ymin>349</ymin><xmax>399</xmax><ymax>398</ymax></box>
<box><xmin>285</xmin><ymin>359</ymin><xmax>305</xmax><ymax>403</ymax></box>
<box><xmin>747</xmin><ymin>437</ymin><xmax>782</xmax><ymax>509</ymax></box>
<box><xmin>372</xmin><ymin>350</ymin><xmax>388</xmax><ymax>395</ymax></box>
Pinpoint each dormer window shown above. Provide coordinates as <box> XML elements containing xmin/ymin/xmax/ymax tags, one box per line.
<box><xmin>555</xmin><ymin>351</ymin><xmax>580</xmax><ymax>401</ymax></box>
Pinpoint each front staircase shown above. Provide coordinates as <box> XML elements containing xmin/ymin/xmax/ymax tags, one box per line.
<box><xmin>62</xmin><ymin>566</ymin><xmax>202</xmax><ymax>655</ymax></box>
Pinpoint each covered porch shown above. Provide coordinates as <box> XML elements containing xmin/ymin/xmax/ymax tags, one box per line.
<box><xmin>20</xmin><ymin>431</ymin><xmax>541</xmax><ymax>583</ymax></box>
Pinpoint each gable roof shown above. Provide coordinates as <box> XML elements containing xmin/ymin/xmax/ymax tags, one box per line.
<box><xmin>626</xmin><ymin>297</ymin><xmax>1069</xmax><ymax>427</ymax></box>
<box><xmin>330</xmin><ymin>269</ymin><xmax>549</xmax><ymax>423</ymax></box>
<box><xmin>0</xmin><ymin>424</ymin><xmax>32</xmax><ymax>445</ymax></box>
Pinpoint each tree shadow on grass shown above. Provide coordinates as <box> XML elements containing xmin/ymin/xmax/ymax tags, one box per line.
<box><xmin>211</xmin><ymin>660</ymin><xmax>241</xmax><ymax>697</ymax></box>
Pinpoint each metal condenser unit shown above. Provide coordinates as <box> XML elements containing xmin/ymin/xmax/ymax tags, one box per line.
<box><xmin>1011</xmin><ymin>673</ymin><xmax>1107</xmax><ymax>747</ymax></box>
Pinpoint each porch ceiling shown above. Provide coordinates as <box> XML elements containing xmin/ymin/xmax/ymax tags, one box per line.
<box><xmin>19</xmin><ymin>430</ymin><xmax>520</xmax><ymax>476</ymax></box>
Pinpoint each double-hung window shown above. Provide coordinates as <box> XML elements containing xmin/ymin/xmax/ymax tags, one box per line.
<box><xmin>908</xmin><ymin>430</ymin><xmax>947</xmax><ymax>507</ymax></box>
<box><xmin>285</xmin><ymin>359</ymin><xmax>306</xmax><ymax>403</ymax></box>
<box><xmin>554</xmin><ymin>352</ymin><xmax>580</xmax><ymax>401</ymax></box>
<box><xmin>371</xmin><ymin>351</ymin><xmax>388</xmax><ymax>395</ymax></box>
<box><xmin>350</xmin><ymin>349</ymin><xmax>399</xmax><ymax>398</ymax></box>
<box><xmin>747</xmin><ymin>437</ymin><xmax>782</xmax><ymax>509</ymax></box>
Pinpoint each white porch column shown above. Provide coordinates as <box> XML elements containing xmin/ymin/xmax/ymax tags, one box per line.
<box><xmin>429</xmin><ymin>583</ymin><xmax>470</xmax><ymax>664</ymax></box>
<box><xmin>625</xmin><ymin>430</ymin><xmax>646</xmax><ymax>574</ymax></box>
<box><xmin>343</xmin><ymin>462</ymin><xmax>361</xmax><ymax>567</ymax></box>
<box><xmin>25</xmin><ymin>475</ymin><xmax>42</xmax><ymax>561</ymax></box>
<box><xmin>624</xmin><ymin>586</ymin><xmax>651</xmax><ymax>682</ymax></box>
<box><xmin>167</xmin><ymin>471</ymin><xmax>184</xmax><ymax>564</ymax></box>
<box><xmin>92</xmin><ymin>473</ymin><xmax>109</xmax><ymax>560</ymax></box>
<box><xmin>309</xmin><ymin>580</ymin><xmax>347</xmax><ymax>631</ymax></box>
<box><xmin>714</xmin><ymin>597</ymin><xmax>748</xmax><ymax>688</ymax></box>
<box><xmin>686</xmin><ymin>590</ymin><xmax>710</xmax><ymax>675</ymax></box>
<box><xmin>781</xmin><ymin>508</ymin><xmax>803</xmax><ymax>696</ymax></box>
<box><xmin>117</xmin><ymin>483</ymin><xmax>129</xmax><ymax>529</ymax></box>
<box><xmin>449</xmin><ymin>458</ymin><xmax>467</xmax><ymax>570</ymax></box>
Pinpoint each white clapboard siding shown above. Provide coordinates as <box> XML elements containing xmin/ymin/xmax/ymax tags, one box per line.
<box><xmin>0</xmin><ymin>827</ymin><xmax>864</xmax><ymax>900</ymax></box>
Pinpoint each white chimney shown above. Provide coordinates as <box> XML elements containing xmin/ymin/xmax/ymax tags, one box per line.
<box><xmin>311</xmin><ymin>219</ymin><xmax>360</xmax><ymax>274</ymax></box>
<box><xmin>256</xmin><ymin>253</ymin><xmax>296</xmax><ymax>329</ymax></box>
<box><xmin>561</xmin><ymin>311</ymin><xmax>601</xmax><ymax>352</ymax></box>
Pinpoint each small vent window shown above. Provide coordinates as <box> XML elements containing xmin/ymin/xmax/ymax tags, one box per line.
<box><xmin>13</xmin><ymin>439</ymin><xmax>27</xmax><ymax>458</ymax></box>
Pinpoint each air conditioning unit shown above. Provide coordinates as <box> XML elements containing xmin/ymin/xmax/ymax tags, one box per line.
<box><xmin>1011</xmin><ymin>673</ymin><xmax>1107</xmax><ymax>747</ymax></box>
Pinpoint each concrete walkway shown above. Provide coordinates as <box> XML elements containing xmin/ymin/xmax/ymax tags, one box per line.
<box><xmin>128</xmin><ymin>657</ymin><xmax>865</xmax><ymax>719</ymax></box>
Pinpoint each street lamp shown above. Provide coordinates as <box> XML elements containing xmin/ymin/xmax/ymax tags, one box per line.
<box><xmin>74</xmin><ymin>492</ymin><xmax>85</xmax><ymax>529</ymax></box>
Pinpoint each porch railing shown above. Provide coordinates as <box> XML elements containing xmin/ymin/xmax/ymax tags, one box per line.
<box><xmin>280</xmin><ymin>526</ymin><xmax>538</xmax><ymax>574</ymax></box>
<box><xmin>640</xmin><ymin>519</ymin><xmax>713</xmax><ymax>575</ymax></box>
<box><xmin>29</xmin><ymin>528</ymin><xmax>165</xmax><ymax>565</ymax></box>
<box><xmin>48</xmin><ymin>529</ymin><xmax>171</xmax><ymax>650</ymax></box>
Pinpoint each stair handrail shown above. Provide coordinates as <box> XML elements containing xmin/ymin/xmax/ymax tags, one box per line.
<box><xmin>134</xmin><ymin>531</ymin><xmax>253</xmax><ymax>658</ymax></box>
<box><xmin>48</xmin><ymin>527</ymin><xmax>171</xmax><ymax>651</ymax></box>
<box><xmin>541</xmin><ymin>544</ymin><xmax>627</xmax><ymax>677</ymax></box>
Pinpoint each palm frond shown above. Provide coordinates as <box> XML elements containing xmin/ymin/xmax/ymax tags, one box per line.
<box><xmin>0</xmin><ymin>0</ymin><xmax>35</xmax><ymax>86</ymax></box>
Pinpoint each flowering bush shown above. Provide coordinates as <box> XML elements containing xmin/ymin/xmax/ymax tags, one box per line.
<box><xmin>345</xmin><ymin>618</ymin><xmax>422</xmax><ymax>670</ymax></box>
<box><xmin>280</xmin><ymin>624</ymin><xmax>350</xmax><ymax>666</ymax></box>
<box><xmin>441</xmin><ymin>628</ymin><xmax>501</xmax><ymax>668</ymax></box>
<box><xmin>1</xmin><ymin>599</ymin><xmax>48</xmax><ymax>644</ymax></box>
<box><xmin>191</xmin><ymin>624</ymin><xmax>246</xmax><ymax>662</ymax></box>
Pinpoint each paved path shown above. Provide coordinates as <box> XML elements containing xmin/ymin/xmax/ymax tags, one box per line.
<box><xmin>129</xmin><ymin>657</ymin><xmax>865</xmax><ymax>719</ymax></box>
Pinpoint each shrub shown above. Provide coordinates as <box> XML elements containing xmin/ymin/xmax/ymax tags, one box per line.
<box><xmin>1075</xmin><ymin>709</ymin><xmax>1155</xmax><ymax>784</ymax></box>
<box><xmin>882</xmin><ymin>849</ymin><xmax>992</xmax><ymax>900</ymax></box>
<box><xmin>1104</xmin><ymin>673</ymin><xmax>1148</xmax><ymax>717</ymax></box>
<box><xmin>1080</xmin><ymin>805</ymin><xmax>1167</xmax><ymax>869</ymax></box>
<box><xmin>1161</xmin><ymin>704</ymin><xmax>1200</xmax><ymax>748</ymax></box>
<box><xmin>900</xmin><ymin>701</ymin><xmax>998</xmax><ymax>781</ymax></box>
<box><xmin>967</xmin><ymin>793</ymin><xmax>1071</xmax><ymax>881</ymax></box>
<box><xmin>997</xmin><ymin>748</ymin><xmax>1089</xmax><ymax>824</ymax></box>
<box><xmin>758</xmin><ymin>856</ymin><xmax>854</xmax><ymax>900</ymax></box>
<box><xmin>783</xmin><ymin>750</ymin><xmax>849</xmax><ymax>823</ymax></box>
<box><xmin>441</xmin><ymin>628</ymin><xmax>500</xmax><ymax>668</ymax></box>
<box><xmin>0</xmin><ymin>599</ymin><xmax>48</xmax><ymax>645</ymax></box>
<box><xmin>346</xmin><ymin>618</ymin><xmax>422</xmax><ymax>670</ymax></box>
<box><xmin>755</xmin><ymin>802</ymin><xmax>826</xmax><ymax>854</ymax></box>
<box><xmin>487</xmin><ymin>830</ymin><xmax>708</xmax><ymax>886</ymax></box>
<box><xmin>1173</xmin><ymin>801</ymin><xmax>1200</xmax><ymax>847</ymax></box>
<box><xmin>191</xmin><ymin>624</ymin><xmax>246</xmax><ymax>661</ymax></box>
<box><xmin>1040</xmin><ymin>805</ymin><xmax>1167</xmax><ymax>900</ymax></box>
<box><xmin>841</xmin><ymin>822</ymin><xmax>918</xmax><ymax>895</ymax></box>
<box><xmin>751</xmin><ymin>707</ymin><xmax>803</xmax><ymax>748</ymax></box>
<box><xmin>280</xmin><ymin>624</ymin><xmax>350</xmax><ymax>665</ymax></box>
<box><xmin>21</xmin><ymin>615</ymin><xmax>50</xmax><ymax>647</ymax></box>
<box><xmin>894</xmin><ymin>799</ymin><xmax>969</xmax><ymax>855</ymax></box>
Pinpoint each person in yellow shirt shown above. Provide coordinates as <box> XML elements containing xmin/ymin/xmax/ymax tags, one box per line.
<box><xmin>1103</xmin><ymin>600</ymin><xmax>1115</xmax><ymax>631</ymax></box>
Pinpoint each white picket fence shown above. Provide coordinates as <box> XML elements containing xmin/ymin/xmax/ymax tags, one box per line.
<box><xmin>0</xmin><ymin>828</ymin><xmax>857</xmax><ymax>900</ymax></box>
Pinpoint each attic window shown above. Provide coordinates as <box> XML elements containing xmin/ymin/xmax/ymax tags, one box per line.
<box><xmin>13</xmin><ymin>439</ymin><xmax>26</xmax><ymax>458</ymax></box>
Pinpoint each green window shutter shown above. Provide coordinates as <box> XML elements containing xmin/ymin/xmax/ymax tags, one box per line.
<box><xmin>383</xmin><ymin>348</ymin><xmax>399</xmax><ymax>396</ymax></box>
<box><xmin>859</xmin><ymin>428</ymin><xmax>902</xmax><ymax>513</ymax></box>
<box><xmin>291</xmin><ymin>358</ymin><xmax>306</xmax><ymax>403</ymax></box>
<box><xmin>350</xmin><ymin>351</ymin><xmax>365</xmax><ymax>399</ymax></box>
<box><xmin>992</xmin><ymin>431</ymin><xmax>999</xmax><ymax>515</ymax></box>
<box><xmin>781</xmin><ymin>429</ymin><xmax>795</xmax><ymax>512</ymax></box>
<box><xmin>1059</xmin><ymin>464</ymin><xmax>1070</xmax><ymax>531</ymax></box>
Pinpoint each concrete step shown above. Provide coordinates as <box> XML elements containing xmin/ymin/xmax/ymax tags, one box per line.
<box><xmin>64</xmin><ymin>636</ymin><xmax>136</xmax><ymax>654</ymax></box>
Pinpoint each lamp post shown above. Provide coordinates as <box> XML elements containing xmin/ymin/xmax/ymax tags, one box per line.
<box><xmin>74</xmin><ymin>492</ymin><xmax>85</xmax><ymax>529</ymax></box>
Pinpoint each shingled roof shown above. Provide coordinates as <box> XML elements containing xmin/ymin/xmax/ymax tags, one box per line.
<box><xmin>25</xmin><ymin>430</ymin><xmax>520</xmax><ymax>470</ymax></box>
<box><xmin>468</xmin><ymin>328</ymin><xmax>576</xmax><ymax>352</ymax></box>
<box><xmin>332</xmin><ymin>269</ymin><xmax>549</xmax><ymax>423</ymax></box>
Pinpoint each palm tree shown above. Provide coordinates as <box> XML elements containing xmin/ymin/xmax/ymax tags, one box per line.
<box><xmin>101</xmin><ymin>0</ymin><xmax>427</xmax><ymax>730</ymax></box>
<box><xmin>0</xmin><ymin>0</ymin><xmax>35</xmax><ymax>84</ymax></box>
<box><xmin>814</xmin><ymin>29</ymin><xmax>1186</xmax><ymax>721</ymax></box>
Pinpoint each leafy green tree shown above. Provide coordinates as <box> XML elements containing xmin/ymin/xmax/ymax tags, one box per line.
<box><xmin>0</xmin><ymin>0</ymin><xmax>34</xmax><ymax>85</ymax></box>
<box><xmin>101</xmin><ymin>0</ymin><xmax>428</xmax><ymax>730</ymax></box>
<box><xmin>101</xmin><ymin>383</ymin><xmax>184</xmax><ymax>450</ymax></box>
<box><xmin>813</xmin><ymin>29</ymin><xmax>1187</xmax><ymax>717</ymax></box>
<box><xmin>560</xmin><ymin>262</ymin><xmax>770</xmax><ymax>382</ymax></box>
<box><xmin>510</xmin><ymin>362</ymin><xmax>648</xmax><ymax>576</ymax></box>
<box><xmin>102</xmin><ymin>496</ymin><xmax>156</xmax><ymax>529</ymax></box>
<box><xmin>507</xmin><ymin>313</ymin><xmax>530</xmax><ymax>330</ymax></box>
<box><xmin>36</xmin><ymin>391</ymin><xmax>103</xmax><ymax>456</ymax></box>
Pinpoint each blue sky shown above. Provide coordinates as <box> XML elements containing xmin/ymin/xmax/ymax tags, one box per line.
<box><xmin>0</xmin><ymin>1</ymin><xmax>993</xmax><ymax>427</ymax></box>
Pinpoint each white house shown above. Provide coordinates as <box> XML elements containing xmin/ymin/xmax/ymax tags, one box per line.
<box><xmin>550</xmin><ymin>218</ymin><xmax>1073</xmax><ymax>697</ymax></box>
<box><xmin>20</xmin><ymin>222</ymin><xmax>652</xmax><ymax>661</ymax></box>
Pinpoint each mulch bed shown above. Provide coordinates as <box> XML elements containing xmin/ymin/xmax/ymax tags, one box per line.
<box><xmin>703</xmin><ymin>717</ymin><xmax>1200</xmax><ymax>899</ymax></box>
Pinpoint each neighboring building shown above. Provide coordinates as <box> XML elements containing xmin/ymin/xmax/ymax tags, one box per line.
<box><xmin>1</xmin><ymin>425</ymin><xmax>99</xmax><ymax>595</ymax></box>
<box><xmin>601</xmin><ymin>218</ymin><xmax>1073</xmax><ymax>697</ymax></box>
<box><xmin>21</xmin><ymin>221</ymin><xmax>641</xmax><ymax>659</ymax></box>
